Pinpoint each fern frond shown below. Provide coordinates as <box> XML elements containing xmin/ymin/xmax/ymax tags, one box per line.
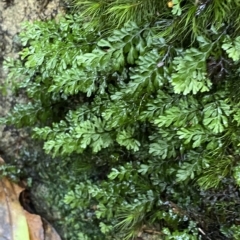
<box><xmin>197</xmin><ymin>156</ymin><xmax>232</xmax><ymax>189</ymax></box>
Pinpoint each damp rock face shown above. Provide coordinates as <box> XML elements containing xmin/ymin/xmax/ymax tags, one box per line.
<box><xmin>0</xmin><ymin>0</ymin><xmax>65</xmax><ymax>236</ymax></box>
<box><xmin>0</xmin><ymin>0</ymin><xmax>65</xmax><ymax>160</ymax></box>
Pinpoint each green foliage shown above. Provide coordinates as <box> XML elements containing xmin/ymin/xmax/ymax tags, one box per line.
<box><xmin>69</xmin><ymin>0</ymin><xmax>167</xmax><ymax>29</ymax></box>
<box><xmin>222</xmin><ymin>36</ymin><xmax>240</xmax><ymax>61</ymax></box>
<box><xmin>3</xmin><ymin>1</ymin><xmax>240</xmax><ymax>239</ymax></box>
<box><xmin>162</xmin><ymin>223</ymin><xmax>198</xmax><ymax>240</ymax></box>
<box><xmin>0</xmin><ymin>163</ymin><xmax>20</xmax><ymax>182</ymax></box>
<box><xmin>222</xmin><ymin>224</ymin><xmax>240</xmax><ymax>239</ymax></box>
<box><xmin>197</xmin><ymin>156</ymin><xmax>232</xmax><ymax>189</ymax></box>
<box><xmin>172</xmin><ymin>48</ymin><xmax>212</xmax><ymax>95</ymax></box>
<box><xmin>233</xmin><ymin>164</ymin><xmax>240</xmax><ymax>186</ymax></box>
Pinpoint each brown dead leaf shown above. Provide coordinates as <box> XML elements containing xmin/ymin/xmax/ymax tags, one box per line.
<box><xmin>0</xmin><ymin>176</ymin><xmax>29</xmax><ymax>240</ymax></box>
<box><xmin>0</xmin><ymin>157</ymin><xmax>5</xmax><ymax>164</ymax></box>
<box><xmin>0</xmin><ymin>157</ymin><xmax>61</xmax><ymax>240</ymax></box>
<box><xmin>24</xmin><ymin>210</ymin><xmax>44</xmax><ymax>240</ymax></box>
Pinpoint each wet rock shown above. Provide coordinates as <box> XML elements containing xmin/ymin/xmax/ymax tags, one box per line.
<box><xmin>0</xmin><ymin>0</ymin><xmax>65</xmax><ymax>160</ymax></box>
<box><xmin>30</xmin><ymin>181</ymin><xmax>62</xmax><ymax>221</ymax></box>
<box><xmin>0</xmin><ymin>0</ymin><xmax>65</xmax><ymax>236</ymax></box>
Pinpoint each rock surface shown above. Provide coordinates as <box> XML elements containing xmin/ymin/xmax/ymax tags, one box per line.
<box><xmin>0</xmin><ymin>0</ymin><xmax>65</xmax><ymax>236</ymax></box>
<box><xmin>0</xmin><ymin>0</ymin><xmax>64</xmax><ymax>160</ymax></box>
